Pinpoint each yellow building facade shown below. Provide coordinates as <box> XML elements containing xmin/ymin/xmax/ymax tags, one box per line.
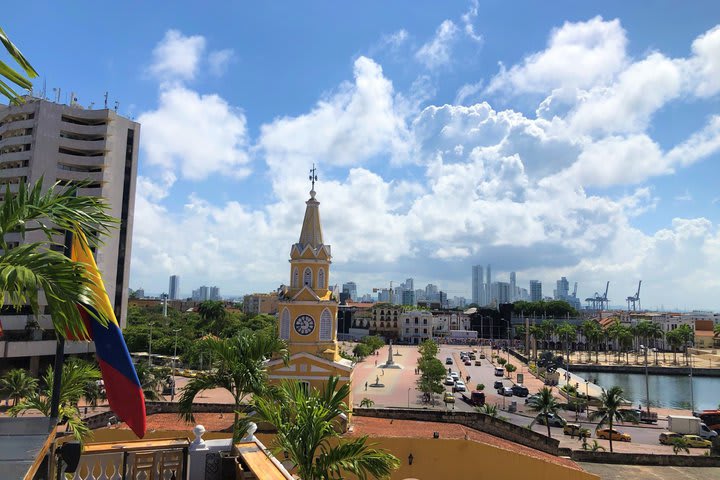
<box><xmin>266</xmin><ymin>187</ymin><xmax>354</xmax><ymax>405</ymax></box>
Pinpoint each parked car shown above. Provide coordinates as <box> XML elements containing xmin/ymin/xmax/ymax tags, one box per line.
<box><xmin>497</xmin><ymin>386</ymin><xmax>513</xmax><ymax>397</ymax></box>
<box><xmin>536</xmin><ymin>413</ymin><xmax>566</xmax><ymax>427</ymax></box>
<box><xmin>474</xmin><ymin>360</ymin><xmax>482</xmax><ymax>366</ymax></box>
<box><xmin>444</xmin><ymin>377</ymin><xmax>455</xmax><ymax>386</ymax></box>
<box><xmin>443</xmin><ymin>392</ymin><xmax>456</xmax><ymax>404</ymax></box>
<box><xmin>659</xmin><ymin>431</ymin><xmax>683</xmax><ymax>445</ymax></box>
<box><xmin>445</xmin><ymin>357</ymin><xmax>453</xmax><ymax>365</ymax></box>
<box><xmin>493</xmin><ymin>380</ymin><xmax>504</xmax><ymax>390</ymax></box>
<box><xmin>468</xmin><ymin>353</ymin><xmax>476</xmax><ymax>360</ymax></box>
<box><xmin>596</xmin><ymin>428</ymin><xmax>631</xmax><ymax>442</ymax></box>
<box><xmin>494</xmin><ymin>367</ymin><xmax>504</xmax><ymax>377</ymax></box>
<box><xmin>454</xmin><ymin>381</ymin><xmax>467</xmax><ymax>392</ymax></box>
<box><xmin>479</xmin><ymin>353</ymin><xmax>486</xmax><ymax>359</ymax></box>
<box><xmin>464</xmin><ymin>360</ymin><xmax>472</xmax><ymax>366</ymax></box>
<box><xmin>511</xmin><ymin>385</ymin><xmax>529</xmax><ymax>397</ymax></box>
<box><xmin>563</xmin><ymin>423</ymin><xmax>590</xmax><ymax>437</ymax></box>
<box><xmin>525</xmin><ymin>393</ymin><xmax>541</xmax><ymax>405</ymax></box>
<box><xmin>683</xmin><ymin>435</ymin><xmax>712</xmax><ymax>448</ymax></box>
<box><xmin>450</xmin><ymin>372</ymin><xmax>459</xmax><ymax>381</ymax></box>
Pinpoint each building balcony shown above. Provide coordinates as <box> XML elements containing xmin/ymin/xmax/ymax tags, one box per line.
<box><xmin>0</xmin><ymin>150</ymin><xmax>31</xmax><ymax>164</ymax></box>
<box><xmin>59</xmin><ymin>122</ymin><xmax>110</xmax><ymax>136</ymax></box>
<box><xmin>57</xmin><ymin>151</ymin><xmax>105</xmax><ymax>166</ymax></box>
<box><xmin>0</xmin><ymin>118</ymin><xmax>34</xmax><ymax>135</ymax></box>
<box><xmin>0</xmin><ymin>134</ymin><xmax>32</xmax><ymax>149</ymax></box>
<box><xmin>58</xmin><ymin>136</ymin><xmax>107</xmax><ymax>152</ymax></box>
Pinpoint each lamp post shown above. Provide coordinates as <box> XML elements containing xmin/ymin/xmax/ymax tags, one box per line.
<box><xmin>687</xmin><ymin>341</ymin><xmax>695</xmax><ymax>412</ymax></box>
<box><xmin>172</xmin><ymin>328</ymin><xmax>181</xmax><ymax>400</ymax></box>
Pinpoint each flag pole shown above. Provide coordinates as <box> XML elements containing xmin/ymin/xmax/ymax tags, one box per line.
<box><xmin>49</xmin><ymin>229</ymin><xmax>73</xmax><ymax>420</ymax></box>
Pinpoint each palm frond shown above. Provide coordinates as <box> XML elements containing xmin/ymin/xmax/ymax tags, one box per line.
<box><xmin>0</xmin><ymin>26</ymin><xmax>37</xmax><ymax>104</ymax></box>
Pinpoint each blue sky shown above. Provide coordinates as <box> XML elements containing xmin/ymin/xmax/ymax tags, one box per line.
<box><xmin>6</xmin><ymin>2</ymin><xmax>720</xmax><ymax>309</ymax></box>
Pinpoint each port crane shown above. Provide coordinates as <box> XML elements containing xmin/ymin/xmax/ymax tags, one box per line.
<box><xmin>585</xmin><ymin>281</ymin><xmax>609</xmax><ymax>310</ymax></box>
<box><xmin>626</xmin><ymin>280</ymin><xmax>641</xmax><ymax>311</ymax></box>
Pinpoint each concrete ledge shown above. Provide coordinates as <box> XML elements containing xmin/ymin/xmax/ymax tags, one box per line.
<box><xmin>353</xmin><ymin>407</ymin><xmax>560</xmax><ymax>456</ymax></box>
<box><xmin>571</xmin><ymin>450</ymin><xmax>720</xmax><ymax>467</ymax></box>
<box><xmin>570</xmin><ymin>364</ymin><xmax>720</xmax><ymax>377</ymax></box>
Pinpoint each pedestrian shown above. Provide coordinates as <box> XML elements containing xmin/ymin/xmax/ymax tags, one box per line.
<box><xmin>375</xmin><ymin>359</ymin><xmax>377</xmax><ymax>366</ymax></box>
<box><xmin>365</xmin><ymin>381</ymin><xmax>368</xmax><ymax>390</ymax></box>
<box><xmin>375</xmin><ymin>376</ymin><xmax>379</xmax><ymax>385</ymax></box>
<box><xmin>381</xmin><ymin>368</ymin><xmax>385</xmax><ymax>376</ymax></box>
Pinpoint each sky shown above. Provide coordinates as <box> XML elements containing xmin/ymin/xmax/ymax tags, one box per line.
<box><xmin>6</xmin><ymin>1</ymin><xmax>720</xmax><ymax>310</ymax></box>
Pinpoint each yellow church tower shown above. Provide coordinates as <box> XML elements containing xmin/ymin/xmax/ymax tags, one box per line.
<box><xmin>266</xmin><ymin>166</ymin><xmax>354</xmax><ymax>402</ymax></box>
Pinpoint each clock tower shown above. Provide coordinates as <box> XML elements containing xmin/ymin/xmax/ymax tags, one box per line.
<box><xmin>266</xmin><ymin>166</ymin><xmax>354</xmax><ymax>404</ymax></box>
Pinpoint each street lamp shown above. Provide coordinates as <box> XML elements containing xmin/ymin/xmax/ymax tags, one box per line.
<box><xmin>687</xmin><ymin>341</ymin><xmax>695</xmax><ymax>412</ymax></box>
<box><xmin>172</xmin><ymin>328</ymin><xmax>181</xmax><ymax>400</ymax></box>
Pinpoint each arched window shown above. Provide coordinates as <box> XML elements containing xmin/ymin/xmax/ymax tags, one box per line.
<box><xmin>292</xmin><ymin>267</ymin><xmax>299</xmax><ymax>288</ymax></box>
<box><xmin>303</xmin><ymin>268</ymin><xmax>313</xmax><ymax>288</ymax></box>
<box><xmin>320</xmin><ymin>308</ymin><xmax>332</xmax><ymax>341</ymax></box>
<box><xmin>280</xmin><ymin>308</ymin><xmax>290</xmax><ymax>340</ymax></box>
<box><xmin>318</xmin><ymin>268</ymin><xmax>325</xmax><ymax>289</ymax></box>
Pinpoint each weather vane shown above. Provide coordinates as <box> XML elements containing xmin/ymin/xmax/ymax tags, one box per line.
<box><xmin>309</xmin><ymin>163</ymin><xmax>318</xmax><ymax>191</ymax></box>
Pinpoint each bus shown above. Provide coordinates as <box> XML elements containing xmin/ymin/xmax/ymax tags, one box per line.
<box><xmin>697</xmin><ymin>410</ymin><xmax>720</xmax><ymax>433</ymax></box>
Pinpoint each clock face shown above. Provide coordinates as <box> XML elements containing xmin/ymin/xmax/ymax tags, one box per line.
<box><xmin>294</xmin><ymin>315</ymin><xmax>315</xmax><ymax>336</ymax></box>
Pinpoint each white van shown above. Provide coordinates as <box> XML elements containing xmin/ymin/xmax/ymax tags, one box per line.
<box><xmin>494</xmin><ymin>367</ymin><xmax>504</xmax><ymax>377</ymax></box>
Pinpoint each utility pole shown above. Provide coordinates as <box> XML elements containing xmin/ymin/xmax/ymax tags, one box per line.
<box><xmin>162</xmin><ymin>293</ymin><xmax>168</xmax><ymax>317</ymax></box>
<box><xmin>172</xmin><ymin>328</ymin><xmax>181</xmax><ymax>400</ymax></box>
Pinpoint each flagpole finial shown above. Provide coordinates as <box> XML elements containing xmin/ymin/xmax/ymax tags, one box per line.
<box><xmin>309</xmin><ymin>163</ymin><xmax>318</xmax><ymax>197</ymax></box>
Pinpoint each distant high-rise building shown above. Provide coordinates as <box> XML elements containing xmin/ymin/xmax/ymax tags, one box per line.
<box><xmin>486</xmin><ymin>265</ymin><xmax>491</xmax><ymax>305</ymax></box>
<box><xmin>342</xmin><ymin>282</ymin><xmax>358</xmax><ymax>300</ymax></box>
<box><xmin>530</xmin><ymin>280</ymin><xmax>542</xmax><ymax>302</ymax></box>
<box><xmin>555</xmin><ymin>277</ymin><xmax>569</xmax><ymax>300</ymax></box>
<box><xmin>510</xmin><ymin>272</ymin><xmax>516</xmax><ymax>302</ymax></box>
<box><xmin>133</xmin><ymin>288</ymin><xmax>145</xmax><ymax>299</ymax></box>
<box><xmin>472</xmin><ymin>265</ymin><xmax>483</xmax><ymax>305</ymax></box>
<box><xmin>209</xmin><ymin>286</ymin><xmax>220</xmax><ymax>301</ymax></box>
<box><xmin>377</xmin><ymin>288</ymin><xmax>392</xmax><ymax>303</ymax></box>
<box><xmin>401</xmin><ymin>289</ymin><xmax>416</xmax><ymax>306</ymax></box>
<box><xmin>404</xmin><ymin>278</ymin><xmax>414</xmax><ymax>291</ymax></box>
<box><xmin>192</xmin><ymin>285</ymin><xmax>209</xmax><ymax>301</ymax></box>
<box><xmin>169</xmin><ymin>275</ymin><xmax>180</xmax><ymax>300</ymax></box>
<box><xmin>415</xmin><ymin>289</ymin><xmax>425</xmax><ymax>301</ymax></box>
<box><xmin>496</xmin><ymin>282</ymin><xmax>511</xmax><ymax>304</ymax></box>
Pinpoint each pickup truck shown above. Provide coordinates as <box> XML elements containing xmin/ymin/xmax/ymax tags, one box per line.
<box><xmin>460</xmin><ymin>390</ymin><xmax>485</xmax><ymax>407</ymax></box>
<box><xmin>619</xmin><ymin>408</ymin><xmax>658</xmax><ymax>424</ymax></box>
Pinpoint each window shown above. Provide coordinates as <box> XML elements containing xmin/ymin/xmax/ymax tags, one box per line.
<box><xmin>318</xmin><ymin>268</ymin><xmax>325</xmax><ymax>289</ymax></box>
<box><xmin>414</xmin><ymin>328</ymin><xmax>418</xmax><ymax>334</ymax></box>
<box><xmin>320</xmin><ymin>309</ymin><xmax>332</xmax><ymax>341</ymax></box>
<box><xmin>405</xmin><ymin>319</ymin><xmax>409</xmax><ymax>324</ymax></box>
<box><xmin>299</xmin><ymin>382</ymin><xmax>310</xmax><ymax>396</ymax></box>
<box><xmin>414</xmin><ymin>318</ymin><xmax>418</xmax><ymax>324</ymax></box>
<box><xmin>405</xmin><ymin>328</ymin><xmax>409</xmax><ymax>333</ymax></box>
<box><xmin>280</xmin><ymin>309</ymin><xmax>290</xmax><ymax>340</ymax></box>
<box><xmin>423</xmin><ymin>318</ymin><xmax>427</xmax><ymax>325</ymax></box>
<box><xmin>292</xmin><ymin>267</ymin><xmax>299</xmax><ymax>288</ymax></box>
<box><xmin>303</xmin><ymin>268</ymin><xmax>313</xmax><ymax>287</ymax></box>
<box><xmin>423</xmin><ymin>329</ymin><xmax>427</xmax><ymax>334</ymax></box>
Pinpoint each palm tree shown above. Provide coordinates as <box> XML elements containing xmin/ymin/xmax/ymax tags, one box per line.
<box><xmin>527</xmin><ymin>387</ymin><xmax>560</xmax><ymax>439</ymax></box>
<box><xmin>677</xmin><ymin>324</ymin><xmax>694</xmax><ymax>366</ymax></box>
<box><xmin>133</xmin><ymin>362</ymin><xmax>164</xmax><ymax>401</ymax></box>
<box><xmin>670</xmin><ymin>437</ymin><xmax>690</xmax><ymax>455</ymax></box>
<box><xmin>0</xmin><ymin>369</ymin><xmax>38</xmax><ymax>406</ymax></box>
<box><xmin>179</xmin><ymin>332</ymin><xmax>287</xmax><ymax>440</ymax></box>
<box><xmin>529</xmin><ymin>325</ymin><xmax>543</xmax><ymax>360</ymax></box>
<box><xmin>580</xmin><ymin>320</ymin><xmax>597</xmax><ymax>363</ymax></box>
<box><xmin>9</xmin><ymin>359</ymin><xmax>100</xmax><ymax>442</ymax></box>
<box><xmin>477</xmin><ymin>403</ymin><xmax>499</xmax><ymax>417</ymax></box>
<box><xmin>0</xmin><ymin>26</ymin><xmax>38</xmax><ymax>104</ymax></box>
<box><xmin>587</xmin><ymin>440</ymin><xmax>606</xmax><ymax>452</ymax></box>
<box><xmin>557</xmin><ymin>322</ymin><xmax>576</xmax><ymax>366</ymax></box>
<box><xmin>198</xmin><ymin>300</ymin><xmax>227</xmax><ymax>335</ymax></box>
<box><xmin>589</xmin><ymin>386</ymin><xmax>629</xmax><ymax>453</ymax></box>
<box><xmin>0</xmin><ymin>179</ymin><xmax>117</xmax><ymax>338</ymax></box>
<box><xmin>252</xmin><ymin>376</ymin><xmax>400</xmax><ymax>480</ymax></box>
<box><xmin>359</xmin><ymin>398</ymin><xmax>375</xmax><ymax>408</ymax></box>
<box><xmin>646</xmin><ymin>322</ymin><xmax>664</xmax><ymax>365</ymax></box>
<box><xmin>666</xmin><ymin>329</ymin><xmax>682</xmax><ymax>365</ymax></box>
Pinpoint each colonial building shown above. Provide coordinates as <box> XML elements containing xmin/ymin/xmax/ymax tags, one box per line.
<box><xmin>399</xmin><ymin>310</ymin><xmax>434</xmax><ymax>344</ymax></box>
<box><xmin>369</xmin><ymin>303</ymin><xmax>403</xmax><ymax>340</ymax></box>
<box><xmin>266</xmin><ymin>184</ymin><xmax>354</xmax><ymax>406</ymax></box>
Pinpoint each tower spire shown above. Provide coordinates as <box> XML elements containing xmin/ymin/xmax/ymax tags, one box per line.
<box><xmin>298</xmin><ymin>164</ymin><xmax>324</xmax><ymax>248</ymax></box>
<box><xmin>309</xmin><ymin>163</ymin><xmax>317</xmax><ymax>195</ymax></box>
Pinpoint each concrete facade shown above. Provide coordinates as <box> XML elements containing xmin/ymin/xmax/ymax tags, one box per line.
<box><xmin>0</xmin><ymin>98</ymin><xmax>139</xmax><ymax>367</ymax></box>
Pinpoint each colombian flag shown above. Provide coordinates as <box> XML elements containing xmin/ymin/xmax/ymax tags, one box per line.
<box><xmin>70</xmin><ymin>231</ymin><xmax>146</xmax><ymax>438</ymax></box>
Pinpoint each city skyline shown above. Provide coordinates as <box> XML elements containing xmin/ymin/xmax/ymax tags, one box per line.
<box><xmin>10</xmin><ymin>2</ymin><xmax>720</xmax><ymax>310</ymax></box>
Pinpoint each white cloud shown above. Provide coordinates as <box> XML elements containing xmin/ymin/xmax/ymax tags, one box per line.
<box><xmin>487</xmin><ymin>16</ymin><xmax>627</xmax><ymax>94</ymax></box>
<box><xmin>149</xmin><ymin>30</ymin><xmax>206</xmax><ymax>81</ymax></box>
<box><xmin>687</xmin><ymin>25</ymin><xmax>720</xmax><ymax>97</ymax></box>
<box><xmin>415</xmin><ymin>20</ymin><xmax>459</xmax><ymax>69</ymax></box>
<box><xmin>380</xmin><ymin>29</ymin><xmax>409</xmax><ymax>49</ymax></box>
<box><xmin>138</xmin><ymin>85</ymin><xmax>250</xmax><ymax>180</ymax></box>
<box><xmin>675</xmin><ymin>190</ymin><xmax>693</xmax><ymax>202</ymax></box>
<box><xmin>259</xmin><ymin>56</ymin><xmax>411</xmax><ymax>183</ymax></box>
<box><xmin>455</xmin><ymin>80</ymin><xmax>484</xmax><ymax>104</ymax></box>
<box><xmin>461</xmin><ymin>0</ymin><xmax>483</xmax><ymax>43</ymax></box>
<box><xmin>208</xmin><ymin>49</ymin><xmax>234</xmax><ymax>76</ymax></box>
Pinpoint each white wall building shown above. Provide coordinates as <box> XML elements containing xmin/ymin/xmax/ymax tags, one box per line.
<box><xmin>400</xmin><ymin>310</ymin><xmax>434</xmax><ymax>344</ymax></box>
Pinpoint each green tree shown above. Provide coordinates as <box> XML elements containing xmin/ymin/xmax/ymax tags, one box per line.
<box><xmin>557</xmin><ymin>322</ymin><xmax>577</xmax><ymax>365</ymax></box>
<box><xmin>527</xmin><ymin>387</ymin><xmax>561</xmax><ymax>439</ymax></box>
<box><xmin>252</xmin><ymin>377</ymin><xmax>400</xmax><ymax>480</ymax></box>
<box><xmin>416</xmin><ymin>357</ymin><xmax>446</xmax><ymax>404</ymax></box>
<box><xmin>179</xmin><ymin>332</ymin><xmax>288</xmax><ymax>440</ymax></box>
<box><xmin>589</xmin><ymin>386</ymin><xmax>629</xmax><ymax>453</ymax></box>
<box><xmin>0</xmin><ymin>179</ymin><xmax>117</xmax><ymax>338</ymax></box>
<box><xmin>714</xmin><ymin>323</ymin><xmax>720</xmax><ymax>337</ymax></box>
<box><xmin>0</xmin><ymin>26</ymin><xmax>38</xmax><ymax>103</ymax></box>
<box><xmin>352</xmin><ymin>343</ymin><xmax>372</xmax><ymax>360</ymax></box>
<box><xmin>587</xmin><ymin>440</ymin><xmax>606</xmax><ymax>452</ymax></box>
<box><xmin>504</xmin><ymin>363</ymin><xmax>517</xmax><ymax>379</ymax></box>
<box><xmin>666</xmin><ymin>329</ymin><xmax>682</xmax><ymax>365</ymax></box>
<box><xmin>361</xmin><ymin>335</ymin><xmax>385</xmax><ymax>353</ymax></box>
<box><xmin>477</xmin><ymin>403</ymin><xmax>498</xmax><ymax>417</ymax></box>
<box><xmin>417</xmin><ymin>338</ymin><xmax>439</xmax><ymax>359</ymax></box>
<box><xmin>497</xmin><ymin>357</ymin><xmax>507</xmax><ymax>366</ymax></box>
<box><xmin>198</xmin><ymin>300</ymin><xmax>227</xmax><ymax>335</ymax></box>
<box><xmin>9</xmin><ymin>359</ymin><xmax>100</xmax><ymax>442</ymax></box>
<box><xmin>133</xmin><ymin>362</ymin><xmax>165</xmax><ymax>401</ymax></box>
<box><xmin>0</xmin><ymin>369</ymin><xmax>38</xmax><ymax>406</ymax></box>
<box><xmin>676</xmin><ymin>324</ymin><xmax>694</xmax><ymax>366</ymax></box>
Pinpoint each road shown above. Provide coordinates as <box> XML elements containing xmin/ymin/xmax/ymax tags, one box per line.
<box><xmin>437</xmin><ymin>345</ymin><xmax>673</xmax><ymax>451</ymax></box>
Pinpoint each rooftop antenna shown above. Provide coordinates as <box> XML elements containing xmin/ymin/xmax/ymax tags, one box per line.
<box><xmin>308</xmin><ymin>163</ymin><xmax>317</xmax><ymax>192</ymax></box>
<box><xmin>40</xmin><ymin>78</ymin><xmax>46</xmax><ymax>99</ymax></box>
<box><xmin>104</xmin><ymin>91</ymin><xmax>108</xmax><ymax>109</ymax></box>
<box><xmin>114</xmin><ymin>101</ymin><xmax>119</xmax><ymax>112</ymax></box>
<box><xmin>53</xmin><ymin>87</ymin><xmax>61</xmax><ymax>103</ymax></box>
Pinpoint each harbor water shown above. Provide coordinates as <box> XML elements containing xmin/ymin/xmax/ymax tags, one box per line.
<box><xmin>578</xmin><ymin>370</ymin><xmax>720</xmax><ymax>411</ymax></box>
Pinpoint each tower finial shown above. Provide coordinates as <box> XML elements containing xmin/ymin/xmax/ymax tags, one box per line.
<box><xmin>309</xmin><ymin>163</ymin><xmax>318</xmax><ymax>194</ymax></box>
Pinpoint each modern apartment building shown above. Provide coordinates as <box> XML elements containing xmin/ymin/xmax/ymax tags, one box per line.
<box><xmin>169</xmin><ymin>274</ymin><xmax>180</xmax><ymax>300</ymax></box>
<box><xmin>242</xmin><ymin>293</ymin><xmax>278</xmax><ymax>315</ymax></box>
<box><xmin>341</xmin><ymin>282</ymin><xmax>357</xmax><ymax>301</ymax></box>
<box><xmin>471</xmin><ymin>265</ymin><xmax>483</xmax><ymax>305</ymax></box>
<box><xmin>0</xmin><ymin>97</ymin><xmax>139</xmax><ymax>371</ymax></box>
<box><xmin>529</xmin><ymin>280</ymin><xmax>542</xmax><ymax>302</ymax></box>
